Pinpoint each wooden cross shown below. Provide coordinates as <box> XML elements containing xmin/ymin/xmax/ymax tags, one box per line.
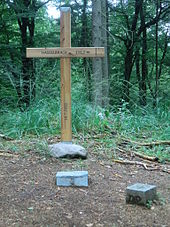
<box><xmin>26</xmin><ymin>7</ymin><xmax>104</xmax><ymax>143</ymax></box>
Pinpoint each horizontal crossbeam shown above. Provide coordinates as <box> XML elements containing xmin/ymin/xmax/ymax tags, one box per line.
<box><xmin>26</xmin><ymin>47</ymin><xmax>105</xmax><ymax>58</ymax></box>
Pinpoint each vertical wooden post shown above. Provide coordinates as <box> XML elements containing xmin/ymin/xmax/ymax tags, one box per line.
<box><xmin>60</xmin><ymin>7</ymin><xmax>72</xmax><ymax>142</ymax></box>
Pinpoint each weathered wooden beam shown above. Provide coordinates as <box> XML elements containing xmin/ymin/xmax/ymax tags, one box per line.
<box><xmin>26</xmin><ymin>47</ymin><xmax>105</xmax><ymax>58</ymax></box>
<box><xmin>60</xmin><ymin>7</ymin><xmax>72</xmax><ymax>142</ymax></box>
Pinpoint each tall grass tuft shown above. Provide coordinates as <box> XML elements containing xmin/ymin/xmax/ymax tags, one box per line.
<box><xmin>0</xmin><ymin>98</ymin><xmax>60</xmax><ymax>138</ymax></box>
<box><xmin>112</xmin><ymin>104</ymin><xmax>170</xmax><ymax>141</ymax></box>
<box><xmin>0</xmin><ymin>97</ymin><xmax>170</xmax><ymax>143</ymax></box>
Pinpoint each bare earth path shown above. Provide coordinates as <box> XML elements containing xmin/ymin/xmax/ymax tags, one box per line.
<box><xmin>0</xmin><ymin>150</ymin><xmax>169</xmax><ymax>227</ymax></box>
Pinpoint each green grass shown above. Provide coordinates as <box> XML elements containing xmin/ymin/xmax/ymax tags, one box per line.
<box><xmin>113</xmin><ymin>110</ymin><xmax>170</xmax><ymax>141</ymax></box>
<box><xmin>0</xmin><ymin>98</ymin><xmax>60</xmax><ymax>138</ymax></box>
<box><xmin>0</xmin><ymin>98</ymin><xmax>170</xmax><ymax>161</ymax></box>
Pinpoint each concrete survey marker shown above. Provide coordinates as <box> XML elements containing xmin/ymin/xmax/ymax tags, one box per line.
<box><xmin>126</xmin><ymin>183</ymin><xmax>157</xmax><ymax>205</ymax></box>
<box><xmin>56</xmin><ymin>171</ymin><xmax>88</xmax><ymax>187</ymax></box>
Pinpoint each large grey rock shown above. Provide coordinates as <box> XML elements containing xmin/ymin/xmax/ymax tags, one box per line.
<box><xmin>49</xmin><ymin>142</ymin><xmax>87</xmax><ymax>159</ymax></box>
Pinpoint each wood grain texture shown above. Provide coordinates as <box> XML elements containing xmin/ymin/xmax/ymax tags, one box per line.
<box><xmin>60</xmin><ymin>7</ymin><xmax>72</xmax><ymax>142</ymax></box>
<box><xmin>26</xmin><ymin>47</ymin><xmax>104</xmax><ymax>58</ymax></box>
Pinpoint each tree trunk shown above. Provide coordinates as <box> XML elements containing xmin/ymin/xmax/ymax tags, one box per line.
<box><xmin>141</xmin><ymin>33</ymin><xmax>147</xmax><ymax>106</ymax></box>
<box><xmin>123</xmin><ymin>44</ymin><xmax>134</xmax><ymax>103</ymax></box>
<box><xmin>92</xmin><ymin>0</ymin><xmax>103</xmax><ymax>106</ymax></box>
<box><xmin>80</xmin><ymin>0</ymin><xmax>92</xmax><ymax>102</ymax></box>
<box><xmin>101</xmin><ymin>0</ymin><xmax>109</xmax><ymax>107</ymax></box>
<box><xmin>158</xmin><ymin>32</ymin><xmax>168</xmax><ymax>80</ymax></box>
<box><xmin>140</xmin><ymin>3</ymin><xmax>147</xmax><ymax>106</ymax></box>
<box><xmin>19</xmin><ymin>15</ymin><xmax>35</xmax><ymax>107</ymax></box>
<box><xmin>122</xmin><ymin>0</ymin><xmax>143</xmax><ymax>103</ymax></box>
<box><xmin>7</xmin><ymin>0</ymin><xmax>43</xmax><ymax>108</ymax></box>
<box><xmin>154</xmin><ymin>0</ymin><xmax>159</xmax><ymax>108</ymax></box>
<box><xmin>135</xmin><ymin>47</ymin><xmax>143</xmax><ymax>104</ymax></box>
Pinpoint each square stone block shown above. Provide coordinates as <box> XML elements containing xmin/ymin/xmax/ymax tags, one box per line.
<box><xmin>126</xmin><ymin>183</ymin><xmax>157</xmax><ymax>205</ymax></box>
<box><xmin>56</xmin><ymin>171</ymin><xmax>88</xmax><ymax>187</ymax></box>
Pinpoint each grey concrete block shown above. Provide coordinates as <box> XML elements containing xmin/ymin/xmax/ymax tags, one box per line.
<box><xmin>126</xmin><ymin>183</ymin><xmax>157</xmax><ymax>205</ymax></box>
<box><xmin>56</xmin><ymin>171</ymin><xmax>88</xmax><ymax>187</ymax></box>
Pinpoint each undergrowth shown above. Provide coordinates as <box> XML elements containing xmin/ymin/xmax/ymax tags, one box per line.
<box><xmin>0</xmin><ymin>99</ymin><xmax>170</xmax><ymax>161</ymax></box>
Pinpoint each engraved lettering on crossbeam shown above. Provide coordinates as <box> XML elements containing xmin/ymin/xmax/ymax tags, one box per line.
<box><xmin>76</xmin><ymin>50</ymin><xmax>90</xmax><ymax>55</ymax></box>
<box><xmin>64</xmin><ymin>103</ymin><xmax>68</xmax><ymax>121</ymax></box>
<box><xmin>41</xmin><ymin>50</ymin><xmax>67</xmax><ymax>54</ymax></box>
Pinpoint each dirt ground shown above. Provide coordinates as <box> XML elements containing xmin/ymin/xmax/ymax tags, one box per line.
<box><xmin>0</xmin><ymin>145</ymin><xmax>170</xmax><ymax>227</ymax></box>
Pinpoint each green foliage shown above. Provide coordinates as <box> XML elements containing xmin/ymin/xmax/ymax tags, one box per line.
<box><xmin>0</xmin><ymin>96</ymin><xmax>169</xmax><ymax>161</ymax></box>
<box><xmin>146</xmin><ymin>192</ymin><xmax>167</xmax><ymax>209</ymax></box>
<box><xmin>108</xmin><ymin>0</ymin><xmax>170</xmax><ymax>106</ymax></box>
<box><xmin>146</xmin><ymin>200</ymin><xmax>153</xmax><ymax>209</ymax></box>
<box><xmin>0</xmin><ymin>99</ymin><xmax>109</xmax><ymax>138</ymax></box>
<box><xmin>113</xmin><ymin>105</ymin><xmax>170</xmax><ymax>141</ymax></box>
<box><xmin>156</xmin><ymin>192</ymin><xmax>166</xmax><ymax>206</ymax></box>
<box><xmin>0</xmin><ymin>98</ymin><xmax>60</xmax><ymax>138</ymax></box>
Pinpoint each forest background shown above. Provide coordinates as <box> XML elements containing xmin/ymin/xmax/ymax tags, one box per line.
<box><xmin>0</xmin><ymin>0</ymin><xmax>170</xmax><ymax>161</ymax></box>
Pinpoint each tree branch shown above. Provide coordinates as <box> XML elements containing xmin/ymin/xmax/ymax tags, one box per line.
<box><xmin>111</xmin><ymin>33</ymin><xmax>126</xmax><ymax>42</ymax></box>
<box><xmin>158</xmin><ymin>31</ymin><xmax>168</xmax><ymax>79</ymax></box>
<box><xmin>35</xmin><ymin>0</ymin><xmax>51</xmax><ymax>10</ymax></box>
<box><xmin>137</xmin><ymin>4</ymin><xmax>170</xmax><ymax>36</ymax></box>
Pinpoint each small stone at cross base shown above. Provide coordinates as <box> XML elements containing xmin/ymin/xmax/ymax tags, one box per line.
<box><xmin>49</xmin><ymin>142</ymin><xmax>88</xmax><ymax>159</ymax></box>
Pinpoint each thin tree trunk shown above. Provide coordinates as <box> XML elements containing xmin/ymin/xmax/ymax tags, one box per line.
<box><xmin>123</xmin><ymin>46</ymin><xmax>134</xmax><ymax>103</ymax></box>
<box><xmin>135</xmin><ymin>47</ymin><xmax>143</xmax><ymax>104</ymax></box>
<box><xmin>19</xmin><ymin>16</ymin><xmax>35</xmax><ymax>107</ymax></box>
<box><xmin>92</xmin><ymin>0</ymin><xmax>102</xmax><ymax>106</ymax></box>
<box><xmin>106</xmin><ymin>0</ymin><xmax>110</xmax><ymax>81</ymax></box>
<box><xmin>80</xmin><ymin>0</ymin><xmax>92</xmax><ymax>102</ymax></box>
<box><xmin>154</xmin><ymin>0</ymin><xmax>159</xmax><ymax>107</ymax></box>
<box><xmin>8</xmin><ymin>46</ymin><xmax>23</xmax><ymax>104</ymax></box>
<box><xmin>141</xmin><ymin>30</ymin><xmax>147</xmax><ymax>106</ymax></box>
<box><xmin>140</xmin><ymin>3</ymin><xmax>147</xmax><ymax>106</ymax></box>
<box><xmin>101</xmin><ymin>0</ymin><xmax>109</xmax><ymax>107</ymax></box>
<box><xmin>158</xmin><ymin>31</ymin><xmax>168</xmax><ymax>79</ymax></box>
<box><xmin>123</xmin><ymin>0</ymin><xmax>143</xmax><ymax>103</ymax></box>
